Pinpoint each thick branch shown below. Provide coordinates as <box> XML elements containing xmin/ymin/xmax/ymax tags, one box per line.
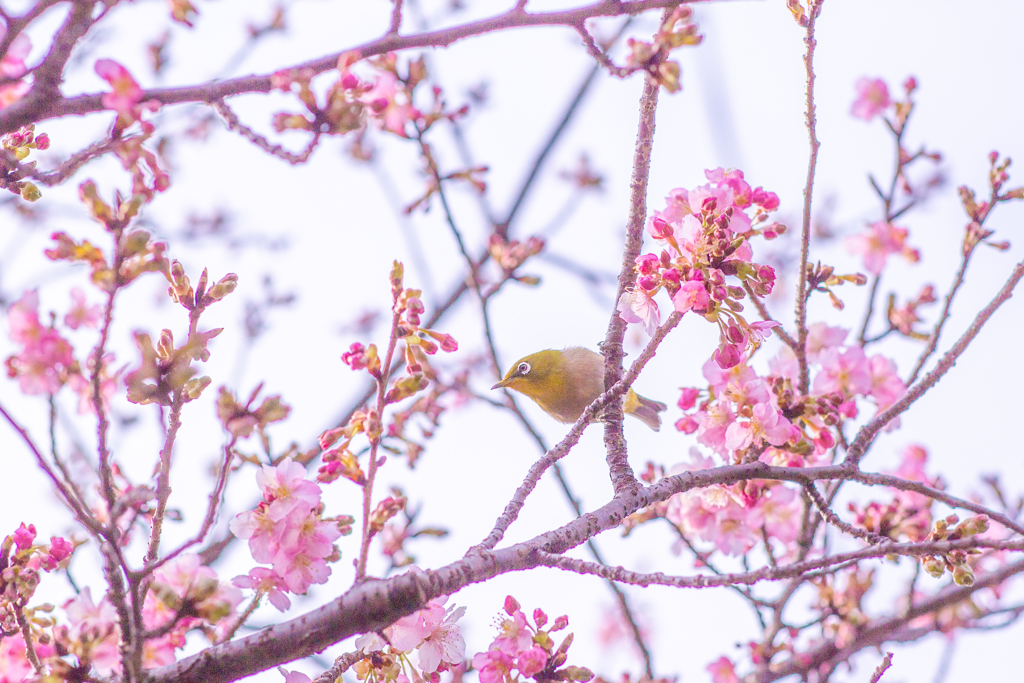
<box><xmin>0</xmin><ymin>0</ymin><xmax>687</xmax><ymax>133</ymax></box>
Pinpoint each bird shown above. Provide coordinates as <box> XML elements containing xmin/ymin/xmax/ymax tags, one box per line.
<box><xmin>491</xmin><ymin>347</ymin><xmax>667</xmax><ymax>430</ymax></box>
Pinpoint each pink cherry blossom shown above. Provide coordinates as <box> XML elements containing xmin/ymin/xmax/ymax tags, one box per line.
<box><xmin>724</xmin><ymin>402</ymin><xmax>798</xmax><ymax>451</ymax></box>
<box><xmin>5</xmin><ymin>290</ymin><xmax>76</xmax><ymax>395</ymax></box>
<box><xmin>64</xmin><ymin>287</ymin><xmax>102</xmax><ymax>329</ymax></box>
<box><xmin>360</xmin><ymin>70</ymin><xmax>420</xmax><ymax>136</ymax></box>
<box><xmin>672</xmin><ymin>280</ymin><xmax>710</xmax><ymax>313</ymax></box>
<box><xmin>851</xmin><ymin>77</ymin><xmax>890</xmax><ymax>120</ymax></box>
<box><xmin>95</xmin><ymin>59</ymin><xmax>144</xmax><ymax>115</ymax></box>
<box><xmin>846</xmin><ymin>221</ymin><xmax>919</xmax><ymax>276</ymax></box>
<box><xmin>280</xmin><ymin>669</ymin><xmax>312</xmax><ymax>683</ymax></box>
<box><xmin>748</xmin><ymin>320</ymin><xmax>779</xmax><ymax>343</ymax></box>
<box><xmin>759</xmin><ymin>485</ymin><xmax>801</xmax><ymax>545</ymax></box>
<box><xmin>767</xmin><ymin>347</ymin><xmax>799</xmax><ymax>382</ymax></box>
<box><xmin>493</xmin><ymin>608</ymin><xmax>533</xmax><ymax>656</ymax></box>
<box><xmin>415</xmin><ymin>600</ymin><xmax>466</xmax><ymax>672</ymax></box>
<box><xmin>473</xmin><ymin>648</ymin><xmax>514</xmax><ymax>683</ymax></box>
<box><xmin>271</xmin><ymin>536</ymin><xmax>335</xmax><ymax>594</ymax></box>
<box><xmin>229</xmin><ymin>506</ymin><xmax>280</xmax><ymax>563</ymax></box>
<box><xmin>0</xmin><ymin>633</ymin><xmax>56</xmax><ymax>683</ymax></box>
<box><xmin>385</xmin><ymin>597</ymin><xmax>446</xmax><ymax>651</ymax></box>
<box><xmin>867</xmin><ymin>354</ymin><xmax>905</xmax><ymax>409</ymax></box>
<box><xmin>695</xmin><ymin>403</ymin><xmax>736</xmax><ymax>456</ymax></box>
<box><xmin>64</xmin><ymin>587</ymin><xmax>121</xmax><ymax>673</ymax></box>
<box><xmin>256</xmin><ymin>457</ymin><xmax>323</xmax><ymax>522</ymax></box>
<box><xmin>0</xmin><ymin>34</ymin><xmax>31</xmax><ymax>108</ymax></box>
<box><xmin>805</xmin><ymin>323</ymin><xmax>848</xmax><ymax>362</ymax></box>
<box><xmin>617</xmin><ymin>289</ymin><xmax>661</xmax><ymax>336</ymax></box>
<box><xmin>707</xmin><ymin>656</ymin><xmax>740</xmax><ymax>683</ymax></box>
<box><xmin>702</xmin><ymin>357</ymin><xmax>756</xmax><ymax>392</ymax></box>
<box><xmin>515</xmin><ymin>646</ymin><xmax>548</xmax><ymax>676</ymax></box>
<box><xmin>233</xmin><ymin>567</ymin><xmax>292</xmax><ymax>611</ymax></box>
<box><xmin>813</xmin><ymin>347</ymin><xmax>872</xmax><ymax>398</ymax></box>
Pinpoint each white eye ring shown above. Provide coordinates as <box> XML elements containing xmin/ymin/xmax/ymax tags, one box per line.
<box><xmin>517</xmin><ymin>362</ymin><xmax>531</xmax><ymax>375</ymax></box>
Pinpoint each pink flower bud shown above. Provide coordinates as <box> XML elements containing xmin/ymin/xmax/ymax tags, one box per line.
<box><xmin>725</xmin><ymin>324</ymin><xmax>746</xmax><ymax>345</ymax></box>
<box><xmin>701</xmin><ymin>196</ymin><xmax>717</xmax><ymax>213</ymax></box>
<box><xmin>713</xmin><ymin>344</ymin><xmax>742</xmax><ymax>369</ymax></box>
<box><xmin>675</xmin><ymin>415</ymin><xmax>699</xmax><ymax>434</ymax></box>
<box><xmin>341</xmin><ymin>73</ymin><xmax>360</xmax><ymax>90</ymax></box>
<box><xmin>34</xmin><ymin>133</ymin><xmax>50</xmax><ymax>150</ymax></box>
<box><xmin>370</xmin><ymin>97</ymin><xmax>388</xmax><ymax>113</ymax></box>
<box><xmin>13</xmin><ymin>523</ymin><xmax>36</xmax><ymax>549</ymax></box>
<box><xmin>636</xmin><ymin>253</ymin><xmax>660</xmax><ymax>274</ymax></box>
<box><xmin>533</xmin><ymin>608</ymin><xmax>548</xmax><ymax>627</ymax></box>
<box><xmin>319</xmin><ymin>426</ymin><xmax>347</xmax><ymax>450</ymax></box>
<box><xmin>903</xmin><ymin>76</ymin><xmax>917</xmax><ymax>93</ymax></box>
<box><xmin>677</xmin><ymin>387</ymin><xmax>699</xmax><ymax>410</ymax></box>
<box><xmin>504</xmin><ymin>595</ymin><xmax>520</xmax><ymax>615</ymax></box>
<box><xmin>661</xmin><ymin>268</ymin><xmax>681</xmax><ymax>285</ymax></box>
<box><xmin>48</xmin><ymin>536</ymin><xmax>73</xmax><ymax>563</ymax></box>
<box><xmin>649</xmin><ymin>216</ymin><xmax>673</xmax><ymax>240</ymax></box>
<box><xmin>637</xmin><ymin>274</ymin><xmax>659</xmax><ymax>291</ymax></box>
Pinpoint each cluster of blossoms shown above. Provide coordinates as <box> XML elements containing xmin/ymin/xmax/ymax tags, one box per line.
<box><xmin>230</xmin><ymin>458</ymin><xmax>352</xmax><ymax>601</ymax></box>
<box><xmin>2</xmin><ymin>524</ymin><xmax>74</xmax><ymax>635</ymax></box>
<box><xmin>53</xmin><ymin>554</ymin><xmax>240</xmax><ymax>675</ymax></box>
<box><xmin>617</xmin><ymin>168</ymin><xmax>785</xmax><ymax>368</ymax></box>
<box><xmin>3</xmin><ymin>289</ymin><xmax>123</xmax><ymax>415</ymax></box>
<box><xmin>1</xmin><ymin>124</ymin><xmax>49</xmax><ymax>201</ymax></box>
<box><xmin>679</xmin><ymin>323</ymin><xmax>904</xmax><ymax>462</ymax></box>
<box><xmin>272</xmin><ymin>51</ymin><xmax>466</xmax><ymax>140</ymax></box>
<box><xmin>325</xmin><ymin>262</ymin><xmax>457</xmax><ymax>484</ymax></box>
<box><xmin>472</xmin><ymin>596</ymin><xmax>591</xmax><ymax>683</ymax></box>
<box><xmin>354</xmin><ymin>594</ymin><xmax>466</xmax><ymax>680</ymax></box>
<box><xmin>622</xmin><ymin>6</ymin><xmax>703</xmax><ymax>93</ymax></box>
<box><xmin>624</xmin><ymin>323</ymin><xmax>907</xmax><ymax>557</ymax></box>
<box><xmin>0</xmin><ymin>535</ymin><xmax>238</xmax><ymax>678</ymax></box>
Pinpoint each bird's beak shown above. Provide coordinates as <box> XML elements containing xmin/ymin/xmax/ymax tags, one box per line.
<box><xmin>491</xmin><ymin>378</ymin><xmax>511</xmax><ymax>390</ymax></box>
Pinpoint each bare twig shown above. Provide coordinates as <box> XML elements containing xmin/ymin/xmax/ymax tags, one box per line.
<box><xmin>844</xmin><ymin>259</ymin><xmax>1024</xmax><ymax>467</ymax></box>
<box><xmin>793</xmin><ymin>0</ymin><xmax>824</xmax><ymax>395</ymax></box>
<box><xmin>869</xmin><ymin>652</ymin><xmax>894</xmax><ymax>683</ymax></box>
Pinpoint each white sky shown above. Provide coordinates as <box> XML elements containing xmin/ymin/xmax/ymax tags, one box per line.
<box><xmin>2</xmin><ymin>1</ymin><xmax>1024</xmax><ymax>681</ymax></box>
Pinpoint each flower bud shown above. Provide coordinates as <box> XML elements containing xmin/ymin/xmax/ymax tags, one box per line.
<box><xmin>952</xmin><ymin>564</ymin><xmax>975</xmax><ymax>586</ymax></box>
<box><xmin>649</xmin><ymin>216</ymin><xmax>673</xmax><ymax>240</ymax></box>
<box><xmin>922</xmin><ymin>557</ymin><xmax>945</xmax><ymax>578</ymax></box>
<box><xmin>504</xmin><ymin>595</ymin><xmax>520</xmax><ymax>615</ymax></box>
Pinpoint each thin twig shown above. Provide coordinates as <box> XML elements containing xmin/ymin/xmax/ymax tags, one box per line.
<box><xmin>793</xmin><ymin>0</ymin><xmax>823</xmax><ymax>395</ymax></box>
<box><xmin>869</xmin><ymin>652</ymin><xmax>894</xmax><ymax>683</ymax></box>
<box><xmin>844</xmin><ymin>259</ymin><xmax>1024</xmax><ymax>467</ymax></box>
<box><xmin>803</xmin><ymin>482</ymin><xmax>890</xmax><ymax>545</ymax></box>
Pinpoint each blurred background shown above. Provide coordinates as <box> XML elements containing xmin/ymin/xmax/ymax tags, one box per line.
<box><xmin>2</xmin><ymin>0</ymin><xmax>1023</xmax><ymax>681</ymax></box>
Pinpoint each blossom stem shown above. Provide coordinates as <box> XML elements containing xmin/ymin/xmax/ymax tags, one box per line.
<box><xmin>794</xmin><ymin>0</ymin><xmax>824</xmax><ymax>396</ymax></box>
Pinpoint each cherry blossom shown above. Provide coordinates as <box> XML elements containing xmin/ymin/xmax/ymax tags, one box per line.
<box><xmin>616</xmin><ymin>289</ymin><xmax>661</xmax><ymax>336</ymax></box>
<box><xmin>846</xmin><ymin>220</ymin><xmax>919</xmax><ymax>275</ymax></box>
<box><xmin>850</xmin><ymin>77</ymin><xmax>891</xmax><ymax>120</ymax></box>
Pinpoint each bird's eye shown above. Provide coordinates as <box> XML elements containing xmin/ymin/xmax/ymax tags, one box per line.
<box><xmin>517</xmin><ymin>362</ymin><xmax>531</xmax><ymax>375</ymax></box>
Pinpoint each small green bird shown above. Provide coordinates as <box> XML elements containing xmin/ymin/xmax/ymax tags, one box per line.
<box><xmin>491</xmin><ymin>347</ymin><xmax>667</xmax><ymax>430</ymax></box>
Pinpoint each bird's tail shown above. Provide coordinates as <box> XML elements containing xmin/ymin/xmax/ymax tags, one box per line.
<box><xmin>624</xmin><ymin>390</ymin><xmax>668</xmax><ymax>431</ymax></box>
